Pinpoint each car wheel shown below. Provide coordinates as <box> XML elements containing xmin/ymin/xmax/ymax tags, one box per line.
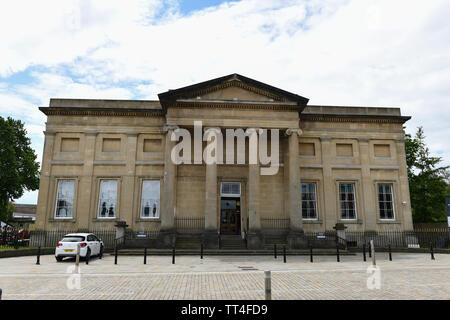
<box><xmin>99</xmin><ymin>245</ymin><xmax>104</xmax><ymax>259</ymax></box>
<box><xmin>55</xmin><ymin>256</ymin><xmax>63</xmax><ymax>262</ymax></box>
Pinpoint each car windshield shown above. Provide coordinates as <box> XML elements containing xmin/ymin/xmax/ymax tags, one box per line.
<box><xmin>61</xmin><ymin>236</ymin><xmax>85</xmax><ymax>242</ymax></box>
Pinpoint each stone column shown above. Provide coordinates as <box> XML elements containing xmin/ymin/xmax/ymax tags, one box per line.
<box><xmin>158</xmin><ymin>124</ymin><xmax>178</xmax><ymax>248</ymax></box>
<box><xmin>395</xmin><ymin>138</ymin><xmax>414</xmax><ymax>231</ymax></box>
<box><xmin>77</xmin><ymin>130</ymin><xmax>97</xmax><ymax>231</ymax></box>
<box><xmin>286</xmin><ymin>128</ymin><xmax>307</xmax><ymax>248</ymax></box>
<box><xmin>247</xmin><ymin>128</ymin><xmax>263</xmax><ymax>249</ymax></box>
<box><xmin>35</xmin><ymin>130</ymin><xmax>56</xmax><ymax>231</ymax></box>
<box><xmin>203</xmin><ymin>128</ymin><xmax>219</xmax><ymax>248</ymax></box>
<box><xmin>359</xmin><ymin>138</ymin><xmax>376</xmax><ymax>232</ymax></box>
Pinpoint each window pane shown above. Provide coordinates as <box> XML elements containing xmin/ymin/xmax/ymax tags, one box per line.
<box><xmin>98</xmin><ymin>180</ymin><xmax>118</xmax><ymax>218</ymax></box>
<box><xmin>301</xmin><ymin>183</ymin><xmax>317</xmax><ymax>219</ymax></box>
<box><xmin>55</xmin><ymin>180</ymin><xmax>75</xmax><ymax>218</ymax></box>
<box><xmin>339</xmin><ymin>183</ymin><xmax>356</xmax><ymax>219</ymax></box>
<box><xmin>378</xmin><ymin>184</ymin><xmax>394</xmax><ymax>220</ymax></box>
<box><xmin>141</xmin><ymin>180</ymin><xmax>160</xmax><ymax>218</ymax></box>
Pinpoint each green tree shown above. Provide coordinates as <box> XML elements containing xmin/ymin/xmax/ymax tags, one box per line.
<box><xmin>405</xmin><ymin>127</ymin><xmax>450</xmax><ymax>222</ymax></box>
<box><xmin>0</xmin><ymin>117</ymin><xmax>40</xmax><ymax>222</ymax></box>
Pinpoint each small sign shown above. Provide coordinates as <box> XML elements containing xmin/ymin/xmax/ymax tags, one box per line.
<box><xmin>136</xmin><ymin>231</ymin><xmax>147</xmax><ymax>238</ymax></box>
<box><xmin>317</xmin><ymin>232</ymin><xmax>326</xmax><ymax>239</ymax></box>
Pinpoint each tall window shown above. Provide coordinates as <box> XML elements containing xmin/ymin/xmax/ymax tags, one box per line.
<box><xmin>378</xmin><ymin>184</ymin><xmax>395</xmax><ymax>220</ymax></box>
<box><xmin>98</xmin><ymin>180</ymin><xmax>118</xmax><ymax>218</ymax></box>
<box><xmin>301</xmin><ymin>182</ymin><xmax>317</xmax><ymax>219</ymax></box>
<box><xmin>140</xmin><ymin>180</ymin><xmax>160</xmax><ymax>218</ymax></box>
<box><xmin>55</xmin><ymin>180</ymin><xmax>75</xmax><ymax>218</ymax></box>
<box><xmin>339</xmin><ymin>183</ymin><xmax>357</xmax><ymax>220</ymax></box>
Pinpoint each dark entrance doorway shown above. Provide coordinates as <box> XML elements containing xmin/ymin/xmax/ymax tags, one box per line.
<box><xmin>220</xmin><ymin>197</ymin><xmax>241</xmax><ymax>235</ymax></box>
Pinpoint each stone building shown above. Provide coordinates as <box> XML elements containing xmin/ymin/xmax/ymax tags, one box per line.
<box><xmin>35</xmin><ymin>74</ymin><xmax>413</xmax><ymax>248</ymax></box>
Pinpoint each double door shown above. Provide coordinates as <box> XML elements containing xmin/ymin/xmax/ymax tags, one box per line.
<box><xmin>220</xmin><ymin>198</ymin><xmax>241</xmax><ymax>235</ymax></box>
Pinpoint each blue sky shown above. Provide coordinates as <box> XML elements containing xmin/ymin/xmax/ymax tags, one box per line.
<box><xmin>1</xmin><ymin>0</ymin><xmax>449</xmax><ymax>204</ymax></box>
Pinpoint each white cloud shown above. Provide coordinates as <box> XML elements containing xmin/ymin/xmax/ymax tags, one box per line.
<box><xmin>1</xmin><ymin>0</ymin><xmax>450</xmax><ymax>205</ymax></box>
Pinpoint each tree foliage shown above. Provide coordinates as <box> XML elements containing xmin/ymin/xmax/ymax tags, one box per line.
<box><xmin>405</xmin><ymin>127</ymin><xmax>449</xmax><ymax>223</ymax></box>
<box><xmin>0</xmin><ymin>117</ymin><xmax>40</xmax><ymax>222</ymax></box>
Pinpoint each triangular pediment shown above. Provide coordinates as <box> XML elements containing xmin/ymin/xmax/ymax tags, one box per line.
<box><xmin>158</xmin><ymin>73</ymin><xmax>309</xmax><ymax>112</ymax></box>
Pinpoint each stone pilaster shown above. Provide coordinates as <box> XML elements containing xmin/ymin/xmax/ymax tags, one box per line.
<box><xmin>395</xmin><ymin>138</ymin><xmax>414</xmax><ymax>231</ymax></box>
<box><xmin>77</xmin><ymin>130</ymin><xmax>97</xmax><ymax>231</ymax></box>
<box><xmin>359</xmin><ymin>138</ymin><xmax>376</xmax><ymax>231</ymax></box>
<box><xmin>158</xmin><ymin>124</ymin><xmax>178</xmax><ymax>247</ymax></box>
<box><xmin>120</xmin><ymin>132</ymin><xmax>138</xmax><ymax>229</ymax></box>
<box><xmin>320</xmin><ymin>136</ymin><xmax>335</xmax><ymax>231</ymax></box>
<box><xmin>286</xmin><ymin>128</ymin><xmax>307</xmax><ymax>248</ymax></box>
<box><xmin>35</xmin><ymin>130</ymin><xmax>56</xmax><ymax>230</ymax></box>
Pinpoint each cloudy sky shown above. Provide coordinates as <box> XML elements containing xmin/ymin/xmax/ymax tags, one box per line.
<box><xmin>1</xmin><ymin>0</ymin><xmax>449</xmax><ymax>204</ymax></box>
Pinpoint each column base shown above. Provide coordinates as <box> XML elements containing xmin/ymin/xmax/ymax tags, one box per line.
<box><xmin>287</xmin><ymin>230</ymin><xmax>308</xmax><ymax>249</ymax></box>
<box><xmin>247</xmin><ymin>231</ymin><xmax>263</xmax><ymax>249</ymax></box>
<box><xmin>156</xmin><ymin>230</ymin><xmax>176</xmax><ymax>248</ymax></box>
<box><xmin>203</xmin><ymin>231</ymin><xmax>219</xmax><ymax>249</ymax></box>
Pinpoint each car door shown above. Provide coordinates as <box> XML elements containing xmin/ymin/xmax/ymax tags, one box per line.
<box><xmin>87</xmin><ymin>234</ymin><xmax>98</xmax><ymax>255</ymax></box>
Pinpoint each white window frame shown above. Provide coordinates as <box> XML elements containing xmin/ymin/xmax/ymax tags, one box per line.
<box><xmin>378</xmin><ymin>183</ymin><xmax>396</xmax><ymax>220</ymax></box>
<box><xmin>301</xmin><ymin>182</ymin><xmax>318</xmax><ymax>220</ymax></box>
<box><xmin>54</xmin><ymin>179</ymin><xmax>75</xmax><ymax>219</ymax></box>
<box><xmin>140</xmin><ymin>180</ymin><xmax>161</xmax><ymax>219</ymax></box>
<box><xmin>97</xmin><ymin>179</ymin><xmax>118</xmax><ymax>219</ymax></box>
<box><xmin>339</xmin><ymin>182</ymin><xmax>357</xmax><ymax>220</ymax></box>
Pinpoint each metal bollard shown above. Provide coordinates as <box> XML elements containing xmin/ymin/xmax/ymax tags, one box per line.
<box><xmin>336</xmin><ymin>244</ymin><xmax>340</xmax><ymax>262</ymax></box>
<box><xmin>114</xmin><ymin>245</ymin><xmax>118</xmax><ymax>265</ymax></box>
<box><xmin>309</xmin><ymin>244</ymin><xmax>313</xmax><ymax>263</ymax></box>
<box><xmin>172</xmin><ymin>247</ymin><xmax>175</xmax><ymax>264</ymax></box>
<box><xmin>36</xmin><ymin>246</ymin><xmax>41</xmax><ymax>265</ymax></box>
<box><xmin>0</xmin><ymin>288</ymin><xmax>2</xmax><ymax>300</ymax></box>
<box><xmin>430</xmin><ymin>243</ymin><xmax>435</xmax><ymax>260</ymax></box>
<box><xmin>265</xmin><ymin>271</ymin><xmax>271</xmax><ymax>300</ymax></box>
<box><xmin>144</xmin><ymin>248</ymin><xmax>147</xmax><ymax>265</ymax></box>
<box><xmin>362</xmin><ymin>243</ymin><xmax>366</xmax><ymax>262</ymax></box>
<box><xmin>200</xmin><ymin>243</ymin><xmax>203</xmax><ymax>260</ymax></box>
<box><xmin>283</xmin><ymin>246</ymin><xmax>286</xmax><ymax>263</ymax></box>
<box><xmin>274</xmin><ymin>244</ymin><xmax>277</xmax><ymax>259</ymax></box>
<box><xmin>368</xmin><ymin>242</ymin><xmax>372</xmax><ymax>258</ymax></box>
<box><xmin>370</xmin><ymin>240</ymin><xmax>376</xmax><ymax>266</ymax></box>
<box><xmin>75</xmin><ymin>244</ymin><xmax>80</xmax><ymax>267</ymax></box>
<box><xmin>85</xmin><ymin>248</ymin><xmax>90</xmax><ymax>265</ymax></box>
<box><xmin>388</xmin><ymin>244</ymin><xmax>392</xmax><ymax>261</ymax></box>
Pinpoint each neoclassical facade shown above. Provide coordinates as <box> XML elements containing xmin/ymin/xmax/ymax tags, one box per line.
<box><xmin>35</xmin><ymin>74</ymin><xmax>413</xmax><ymax>248</ymax></box>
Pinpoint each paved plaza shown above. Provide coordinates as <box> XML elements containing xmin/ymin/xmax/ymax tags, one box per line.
<box><xmin>0</xmin><ymin>252</ymin><xmax>449</xmax><ymax>300</ymax></box>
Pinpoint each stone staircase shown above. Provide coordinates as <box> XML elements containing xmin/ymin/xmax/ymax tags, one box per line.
<box><xmin>219</xmin><ymin>235</ymin><xmax>247</xmax><ymax>250</ymax></box>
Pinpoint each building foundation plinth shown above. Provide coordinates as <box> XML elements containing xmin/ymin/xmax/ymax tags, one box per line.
<box><xmin>247</xmin><ymin>231</ymin><xmax>263</xmax><ymax>249</ymax></box>
<box><xmin>203</xmin><ymin>231</ymin><xmax>219</xmax><ymax>249</ymax></box>
<box><xmin>287</xmin><ymin>230</ymin><xmax>307</xmax><ymax>249</ymax></box>
<box><xmin>156</xmin><ymin>230</ymin><xmax>176</xmax><ymax>248</ymax></box>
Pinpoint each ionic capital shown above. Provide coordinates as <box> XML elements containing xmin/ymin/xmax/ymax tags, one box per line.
<box><xmin>285</xmin><ymin>128</ymin><xmax>303</xmax><ymax>137</ymax></box>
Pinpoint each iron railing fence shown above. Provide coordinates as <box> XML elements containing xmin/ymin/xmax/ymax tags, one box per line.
<box><xmin>125</xmin><ymin>229</ymin><xmax>160</xmax><ymax>240</ymax></box>
<box><xmin>175</xmin><ymin>217</ymin><xmax>205</xmax><ymax>233</ymax></box>
<box><xmin>1</xmin><ymin>227</ymin><xmax>31</xmax><ymax>249</ymax></box>
<box><xmin>28</xmin><ymin>229</ymin><xmax>117</xmax><ymax>249</ymax></box>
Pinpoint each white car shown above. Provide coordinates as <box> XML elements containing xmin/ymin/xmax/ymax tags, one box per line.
<box><xmin>55</xmin><ymin>233</ymin><xmax>104</xmax><ymax>262</ymax></box>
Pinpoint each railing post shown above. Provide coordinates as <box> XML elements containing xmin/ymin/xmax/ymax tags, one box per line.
<box><xmin>200</xmin><ymin>243</ymin><xmax>203</xmax><ymax>260</ymax></box>
<box><xmin>309</xmin><ymin>243</ymin><xmax>313</xmax><ymax>263</ymax></box>
<box><xmin>368</xmin><ymin>242</ymin><xmax>372</xmax><ymax>258</ymax></box>
<box><xmin>172</xmin><ymin>247</ymin><xmax>175</xmax><ymax>264</ymax></box>
<box><xmin>388</xmin><ymin>244</ymin><xmax>392</xmax><ymax>261</ymax></box>
<box><xmin>36</xmin><ymin>246</ymin><xmax>41</xmax><ymax>265</ymax></box>
<box><xmin>336</xmin><ymin>244</ymin><xmax>340</xmax><ymax>262</ymax></box>
<box><xmin>144</xmin><ymin>247</ymin><xmax>147</xmax><ymax>265</ymax></box>
<box><xmin>114</xmin><ymin>244</ymin><xmax>118</xmax><ymax>265</ymax></box>
<box><xmin>0</xmin><ymin>288</ymin><xmax>2</xmax><ymax>300</ymax></box>
<box><xmin>430</xmin><ymin>242</ymin><xmax>435</xmax><ymax>260</ymax></box>
<box><xmin>274</xmin><ymin>244</ymin><xmax>277</xmax><ymax>259</ymax></box>
<box><xmin>362</xmin><ymin>243</ymin><xmax>366</xmax><ymax>262</ymax></box>
<box><xmin>265</xmin><ymin>271</ymin><xmax>271</xmax><ymax>300</ymax></box>
<box><xmin>283</xmin><ymin>246</ymin><xmax>286</xmax><ymax>263</ymax></box>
